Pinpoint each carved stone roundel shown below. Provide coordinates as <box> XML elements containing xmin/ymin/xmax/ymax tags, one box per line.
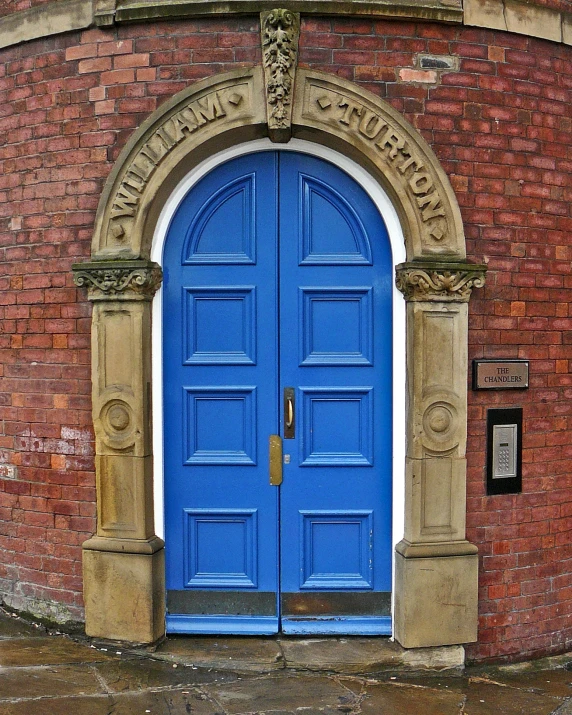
<box><xmin>100</xmin><ymin>399</ymin><xmax>135</xmax><ymax>449</ymax></box>
<box><xmin>427</xmin><ymin>405</ymin><xmax>451</xmax><ymax>433</ymax></box>
<box><xmin>422</xmin><ymin>401</ymin><xmax>458</xmax><ymax>447</ymax></box>
<box><xmin>107</xmin><ymin>403</ymin><xmax>130</xmax><ymax>432</ymax></box>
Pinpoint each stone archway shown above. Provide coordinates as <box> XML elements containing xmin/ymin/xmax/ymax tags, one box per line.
<box><xmin>73</xmin><ymin>65</ymin><xmax>486</xmax><ymax>648</ymax></box>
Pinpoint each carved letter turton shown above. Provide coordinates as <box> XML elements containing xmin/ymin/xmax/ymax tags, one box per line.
<box><xmin>293</xmin><ymin>71</ymin><xmax>467</xmax><ymax>259</ymax></box>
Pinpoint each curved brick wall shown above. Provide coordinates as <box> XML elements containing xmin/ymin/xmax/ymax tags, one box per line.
<box><xmin>0</xmin><ymin>0</ymin><xmax>49</xmax><ymax>20</ymax></box>
<box><xmin>0</xmin><ymin>15</ymin><xmax>570</xmax><ymax>659</ymax></box>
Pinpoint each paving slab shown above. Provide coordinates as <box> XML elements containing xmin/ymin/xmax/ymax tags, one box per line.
<box><xmin>474</xmin><ymin>669</ymin><xmax>572</xmax><ymax>699</ymax></box>
<box><xmin>360</xmin><ymin>681</ymin><xmax>465</xmax><ymax>714</ymax></box>
<box><xmin>204</xmin><ymin>672</ymin><xmax>359</xmax><ymax>713</ymax></box>
<box><xmin>0</xmin><ymin>637</ymin><xmax>113</xmax><ymax>667</ymax></box>
<box><xmin>279</xmin><ymin>637</ymin><xmax>403</xmax><ymax>673</ymax></box>
<box><xmin>0</xmin><ymin>613</ymin><xmax>41</xmax><ymax>639</ymax></box>
<box><xmin>0</xmin><ymin>663</ymin><xmax>103</xmax><ymax>700</ymax></box>
<box><xmin>279</xmin><ymin>637</ymin><xmax>464</xmax><ymax>674</ymax></box>
<box><xmin>95</xmin><ymin>654</ymin><xmax>239</xmax><ymax>692</ymax></box>
<box><xmin>0</xmin><ymin>689</ymin><xmax>221</xmax><ymax>715</ymax></box>
<box><xmin>153</xmin><ymin>635</ymin><xmax>284</xmax><ymax>673</ymax></box>
<box><xmin>461</xmin><ymin>678</ymin><xmax>561</xmax><ymax>715</ymax></box>
<box><xmin>384</xmin><ymin>675</ymin><xmax>562</xmax><ymax>715</ymax></box>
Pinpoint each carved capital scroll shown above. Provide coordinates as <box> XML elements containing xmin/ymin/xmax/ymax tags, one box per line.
<box><xmin>72</xmin><ymin>260</ymin><xmax>163</xmax><ymax>301</ymax></box>
<box><xmin>395</xmin><ymin>261</ymin><xmax>486</xmax><ymax>302</ymax></box>
<box><xmin>261</xmin><ymin>7</ymin><xmax>300</xmax><ymax>143</ymax></box>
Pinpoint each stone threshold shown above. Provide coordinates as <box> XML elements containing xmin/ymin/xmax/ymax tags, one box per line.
<box><xmin>0</xmin><ymin>606</ymin><xmax>466</xmax><ymax>676</ymax></box>
<box><xmin>127</xmin><ymin>635</ymin><xmax>466</xmax><ymax>675</ymax></box>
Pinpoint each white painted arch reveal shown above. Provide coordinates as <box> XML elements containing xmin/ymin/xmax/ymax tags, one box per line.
<box><xmin>149</xmin><ymin>139</ymin><xmax>408</xmax><ymax>626</ymax></box>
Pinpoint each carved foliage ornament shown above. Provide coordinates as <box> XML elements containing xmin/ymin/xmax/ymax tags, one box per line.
<box><xmin>261</xmin><ymin>8</ymin><xmax>300</xmax><ymax>141</ymax></box>
<box><xmin>72</xmin><ymin>260</ymin><xmax>163</xmax><ymax>299</ymax></box>
<box><xmin>395</xmin><ymin>262</ymin><xmax>486</xmax><ymax>302</ymax></box>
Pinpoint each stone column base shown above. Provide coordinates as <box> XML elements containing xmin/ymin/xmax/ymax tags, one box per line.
<box><xmin>394</xmin><ymin>548</ymin><xmax>478</xmax><ymax>649</ymax></box>
<box><xmin>83</xmin><ymin>544</ymin><xmax>165</xmax><ymax>643</ymax></box>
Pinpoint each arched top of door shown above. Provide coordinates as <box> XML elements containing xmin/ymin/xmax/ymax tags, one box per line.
<box><xmin>91</xmin><ymin>66</ymin><xmax>466</xmax><ymax>263</ymax></box>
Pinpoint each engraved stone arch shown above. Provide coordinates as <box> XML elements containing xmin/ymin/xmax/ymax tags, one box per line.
<box><xmin>90</xmin><ymin>67</ymin><xmax>466</xmax><ymax>262</ymax></box>
<box><xmin>74</xmin><ymin>65</ymin><xmax>485</xmax><ymax>650</ymax></box>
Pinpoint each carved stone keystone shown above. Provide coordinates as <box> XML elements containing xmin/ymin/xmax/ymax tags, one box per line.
<box><xmin>261</xmin><ymin>8</ymin><xmax>300</xmax><ymax>142</ymax></box>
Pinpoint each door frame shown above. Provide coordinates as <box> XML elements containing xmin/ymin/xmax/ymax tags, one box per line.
<box><xmin>151</xmin><ymin>139</ymin><xmax>407</xmax><ymax>632</ymax></box>
<box><xmin>73</xmin><ymin>67</ymin><xmax>486</xmax><ymax>650</ymax></box>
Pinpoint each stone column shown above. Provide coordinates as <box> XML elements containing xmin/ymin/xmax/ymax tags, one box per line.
<box><xmin>73</xmin><ymin>260</ymin><xmax>164</xmax><ymax>643</ymax></box>
<box><xmin>394</xmin><ymin>261</ymin><xmax>486</xmax><ymax>649</ymax></box>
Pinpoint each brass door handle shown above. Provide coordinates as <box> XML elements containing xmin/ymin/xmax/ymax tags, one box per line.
<box><xmin>284</xmin><ymin>387</ymin><xmax>295</xmax><ymax>439</ymax></box>
<box><xmin>286</xmin><ymin>397</ymin><xmax>294</xmax><ymax>428</ymax></box>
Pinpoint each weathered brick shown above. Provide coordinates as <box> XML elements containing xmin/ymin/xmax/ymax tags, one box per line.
<box><xmin>78</xmin><ymin>57</ymin><xmax>111</xmax><ymax>75</ymax></box>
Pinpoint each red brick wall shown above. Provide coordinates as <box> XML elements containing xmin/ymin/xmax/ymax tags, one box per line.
<box><xmin>0</xmin><ymin>16</ymin><xmax>570</xmax><ymax>655</ymax></box>
<box><xmin>299</xmin><ymin>17</ymin><xmax>572</xmax><ymax>662</ymax></box>
<box><xmin>0</xmin><ymin>0</ymin><xmax>49</xmax><ymax>19</ymax></box>
<box><xmin>0</xmin><ymin>32</ymin><xmax>97</xmax><ymax>621</ymax></box>
<box><xmin>0</xmin><ymin>18</ymin><xmax>260</xmax><ymax>622</ymax></box>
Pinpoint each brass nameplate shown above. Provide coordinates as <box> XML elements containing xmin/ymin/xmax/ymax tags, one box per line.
<box><xmin>473</xmin><ymin>360</ymin><xmax>529</xmax><ymax>390</ymax></box>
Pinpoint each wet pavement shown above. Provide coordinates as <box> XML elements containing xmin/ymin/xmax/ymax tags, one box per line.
<box><xmin>0</xmin><ymin>608</ymin><xmax>571</xmax><ymax>714</ymax></box>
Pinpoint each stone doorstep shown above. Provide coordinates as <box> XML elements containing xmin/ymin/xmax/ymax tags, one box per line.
<box><xmin>0</xmin><ymin>607</ymin><xmax>464</xmax><ymax>676</ymax></box>
<box><xmin>132</xmin><ymin>636</ymin><xmax>466</xmax><ymax>675</ymax></box>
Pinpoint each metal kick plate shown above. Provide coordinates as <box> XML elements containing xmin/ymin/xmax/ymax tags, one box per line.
<box><xmin>269</xmin><ymin>434</ymin><xmax>283</xmax><ymax>486</ymax></box>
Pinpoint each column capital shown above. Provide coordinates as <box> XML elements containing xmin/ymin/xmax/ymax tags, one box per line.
<box><xmin>395</xmin><ymin>261</ymin><xmax>486</xmax><ymax>302</ymax></box>
<box><xmin>72</xmin><ymin>259</ymin><xmax>163</xmax><ymax>301</ymax></box>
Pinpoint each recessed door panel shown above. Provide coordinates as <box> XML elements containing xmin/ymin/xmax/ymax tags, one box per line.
<box><xmin>183</xmin><ymin>175</ymin><xmax>256</xmax><ymax>264</ymax></box>
<box><xmin>183</xmin><ymin>286</ymin><xmax>256</xmax><ymax>365</ymax></box>
<box><xmin>300</xmin><ymin>287</ymin><xmax>373</xmax><ymax>365</ymax></box>
<box><xmin>163</xmin><ymin>150</ymin><xmax>392</xmax><ymax>635</ymax></box>
<box><xmin>300</xmin><ymin>511</ymin><xmax>374</xmax><ymax>589</ymax></box>
<box><xmin>183</xmin><ymin>509</ymin><xmax>258</xmax><ymax>588</ymax></box>
<box><xmin>300</xmin><ymin>174</ymin><xmax>372</xmax><ymax>264</ymax></box>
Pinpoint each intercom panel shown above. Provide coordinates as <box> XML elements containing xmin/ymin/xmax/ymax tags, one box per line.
<box><xmin>486</xmin><ymin>408</ymin><xmax>522</xmax><ymax>496</ymax></box>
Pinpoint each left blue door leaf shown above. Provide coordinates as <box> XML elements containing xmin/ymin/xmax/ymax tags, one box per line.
<box><xmin>163</xmin><ymin>153</ymin><xmax>279</xmax><ymax>634</ymax></box>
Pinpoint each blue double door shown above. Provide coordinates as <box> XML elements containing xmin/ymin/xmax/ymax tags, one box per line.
<box><xmin>163</xmin><ymin>151</ymin><xmax>392</xmax><ymax>634</ymax></box>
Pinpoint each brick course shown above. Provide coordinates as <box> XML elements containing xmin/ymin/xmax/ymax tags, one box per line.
<box><xmin>0</xmin><ymin>16</ymin><xmax>570</xmax><ymax>656</ymax></box>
